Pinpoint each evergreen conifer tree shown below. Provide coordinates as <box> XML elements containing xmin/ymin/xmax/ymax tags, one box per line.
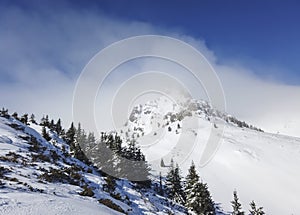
<box><xmin>187</xmin><ymin>182</ymin><xmax>215</xmax><ymax>215</ymax></box>
<box><xmin>166</xmin><ymin>159</ymin><xmax>175</xmax><ymax>198</ymax></box>
<box><xmin>166</xmin><ymin>159</ymin><xmax>185</xmax><ymax>204</ymax></box>
<box><xmin>50</xmin><ymin>119</ymin><xmax>55</xmax><ymax>130</ymax></box>
<box><xmin>85</xmin><ymin>132</ymin><xmax>96</xmax><ymax>156</ymax></box>
<box><xmin>249</xmin><ymin>201</ymin><xmax>265</xmax><ymax>215</ymax></box>
<box><xmin>173</xmin><ymin>163</ymin><xmax>185</xmax><ymax>203</ymax></box>
<box><xmin>30</xmin><ymin>114</ymin><xmax>37</xmax><ymax>124</ymax></box>
<box><xmin>65</xmin><ymin>122</ymin><xmax>76</xmax><ymax>151</ymax></box>
<box><xmin>42</xmin><ymin>126</ymin><xmax>51</xmax><ymax>141</ymax></box>
<box><xmin>185</xmin><ymin>162</ymin><xmax>215</xmax><ymax>215</ymax></box>
<box><xmin>73</xmin><ymin>123</ymin><xmax>89</xmax><ymax>162</ymax></box>
<box><xmin>40</xmin><ymin>115</ymin><xmax>49</xmax><ymax>127</ymax></box>
<box><xmin>55</xmin><ymin>119</ymin><xmax>62</xmax><ymax>135</ymax></box>
<box><xmin>12</xmin><ymin>112</ymin><xmax>19</xmax><ymax>120</ymax></box>
<box><xmin>185</xmin><ymin>161</ymin><xmax>199</xmax><ymax>192</ymax></box>
<box><xmin>0</xmin><ymin>108</ymin><xmax>9</xmax><ymax>118</ymax></box>
<box><xmin>159</xmin><ymin>171</ymin><xmax>164</xmax><ymax>195</ymax></box>
<box><xmin>93</xmin><ymin>132</ymin><xmax>119</xmax><ymax>177</ymax></box>
<box><xmin>20</xmin><ymin>114</ymin><xmax>28</xmax><ymax>125</ymax></box>
<box><xmin>231</xmin><ymin>191</ymin><xmax>244</xmax><ymax>215</ymax></box>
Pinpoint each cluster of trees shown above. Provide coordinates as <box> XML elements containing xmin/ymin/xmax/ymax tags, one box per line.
<box><xmin>231</xmin><ymin>191</ymin><xmax>265</xmax><ymax>215</ymax></box>
<box><xmin>162</xmin><ymin>160</ymin><xmax>215</xmax><ymax>214</ymax></box>
<box><xmin>0</xmin><ymin>108</ymin><xmax>36</xmax><ymax>125</ymax></box>
<box><xmin>40</xmin><ymin>115</ymin><xmax>63</xmax><ymax>135</ymax></box>
<box><xmin>62</xmin><ymin>122</ymin><xmax>93</xmax><ymax>163</ymax></box>
<box><xmin>62</xmin><ymin>123</ymin><xmax>151</xmax><ymax>187</ymax></box>
<box><xmin>90</xmin><ymin>132</ymin><xmax>151</xmax><ymax>187</ymax></box>
<box><xmin>226</xmin><ymin>116</ymin><xmax>263</xmax><ymax>132</ymax></box>
<box><xmin>162</xmin><ymin>159</ymin><xmax>265</xmax><ymax>215</ymax></box>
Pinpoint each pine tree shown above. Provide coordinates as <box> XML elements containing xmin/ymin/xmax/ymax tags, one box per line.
<box><xmin>185</xmin><ymin>162</ymin><xmax>215</xmax><ymax>215</ymax></box>
<box><xmin>231</xmin><ymin>191</ymin><xmax>244</xmax><ymax>215</ymax></box>
<box><xmin>55</xmin><ymin>119</ymin><xmax>62</xmax><ymax>135</ymax></box>
<box><xmin>50</xmin><ymin>119</ymin><xmax>55</xmax><ymax>130</ymax></box>
<box><xmin>249</xmin><ymin>201</ymin><xmax>265</xmax><ymax>215</ymax></box>
<box><xmin>65</xmin><ymin>122</ymin><xmax>76</xmax><ymax>151</ymax></box>
<box><xmin>40</xmin><ymin>115</ymin><xmax>49</xmax><ymax>127</ymax></box>
<box><xmin>92</xmin><ymin>132</ymin><xmax>120</xmax><ymax>177</ymax></box>
<box><xmin>166</xmin><ymin>160</ymin><xmax>185</xmax><ymax>204</ymax></box>
<box><xmin>73</xmin><ymin>123</ymin><xmax>89</xmax><ymax>162</ymax></box>
<box><xmin>187</xmin><ymin>182</ymin><xmax>215</xmax><ymax>215</ymax></box>
<box><xmin>42</xmin><ymin>126</ymin><xmax>51</xmax><ymax>141</ymax></box>
<box><xmin>173</xmin><ymin>163</ymin><xmax>185</xmax><ymax>203</ymax></box>
<box><xmin>159</xmin><ymin>171</ymin><xmax>164</xmax><ymax>195</ymax></box>
<box><xmin>20</xmin><ymin>114</ymin><xmax>28</xmax><ymax>125</ymax></box>
<box><xmin>85</xmin><ymin>132</ymin><xmax>96</xmax><ymax>157</ymax></box>
<box><xmin>0</xmin><ymin>108</ymin><xmax>9</xmax><ymax>118</ymax></box>
<box><xmin>185</xmin><ymin>161</ymin><xmax>199</xmax><ymax>192</ymax></box>
<box><xmin>76</xmin><ymin>123</ymin><xmax>86</xmax><ymax>149</ymax></box>
<box><xmin>93</xmin><ymin>134</ymin><xmax>114</xmax><ymax>175</ymax></box>
<box><xmin>12</xmin><ymin>112</ymin><xmax>19</xmax><ymax>120</ymax></box>
<box><xmin>30</xmin><ymin>114</ymin><xmax>37</xmax><ymax>124</ymax></box>
<box><xmin>166</xmin><ymin>159</ymin><xmax>175</xmax><ymax>198</ymax></box>
<box><xmin>131</xmin><ymin>151</ymin><xmax>151</xmax><ymax>187</ymax></box>
<box><xmin>40</xmin><ymin>116</ymin><xmax>45</xmax><ymax>126</ymax></box>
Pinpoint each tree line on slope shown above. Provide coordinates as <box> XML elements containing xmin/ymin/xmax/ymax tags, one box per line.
<box><xmin>161</xmin><ymin>157</ymin><xmax>265</xmax><ymax>215</ymax></box>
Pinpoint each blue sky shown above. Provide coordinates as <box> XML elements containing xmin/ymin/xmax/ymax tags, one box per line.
<box><xmin>1</xmin><ymin>0</ymin><xmax>299</xmax><ymax>83</ymax></box>
<box><xmin>0</xmin><ymin>0</ymin><xmax>300</xmax><ymax>136</ymax></box>
<box><xmin>14</xmin><ymin>0</ymin><xmax>299</xmax><ymax>84</ymax></box>
<box><xmin>100</xmin><ymin>0</ymin><xmax>300</xmax><ymax>84</ymax></box>
<box><xmin>99</xmin><ymin>0</ymin><xmax>300</xmax><ymax>84</ymax></box>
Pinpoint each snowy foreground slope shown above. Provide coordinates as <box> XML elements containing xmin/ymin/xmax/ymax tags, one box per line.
<box><xmin>0</xmin><ymin>116</ymin><xmax>189</xmax><ymax>215</ymax></box>
<box><xmin>120</xmin><ymin>98</ymin><xmax>300</xmax><ymax>214</ymax></box>
<box><xmin>0</xmin><ymin>191</ymin><xmax>120</xmax><ymax>215</ymax></box>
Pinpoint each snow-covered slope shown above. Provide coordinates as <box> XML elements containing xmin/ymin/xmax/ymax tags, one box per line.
<box><xmin>119</xmin><ymin>97</ymin><xmax>300</xmax><ymax>214</ymax></box>
<box><xmin>1</xmin><ymin>96</ymin><xmax>299</xmax><ymax>214</ymax></box>
<box><xmin>0</xmin><ymin>116</ymin><xmax>188</xmax><ymax>215</ymax></box>
<box><xmin>0</xmin><ymin>191</ymin><xmax>121</xmax><ymax>215</ymax></box>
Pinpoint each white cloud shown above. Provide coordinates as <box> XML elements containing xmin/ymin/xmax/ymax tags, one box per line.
<box><xmin>0</xmin><ymin>4</ymin><xmax>299</xmax><ymax>137</ymax></box>
<box><xmin>216</xmin><ymin>64</ymin><xmax>300</xmax><ymax>136</ymax></box>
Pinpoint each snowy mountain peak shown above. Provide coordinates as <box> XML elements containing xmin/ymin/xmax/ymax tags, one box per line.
<box><xmin>125</xmin><ymin>97</ymin><xmax>262</xmax><ymax>139</ymax></box>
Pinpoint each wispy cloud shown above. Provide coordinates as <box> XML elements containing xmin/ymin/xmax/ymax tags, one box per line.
<box><xmin>0</xmin><ymin>3</ymin><xmax>299</xmax><ymax>137</ymax></box>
